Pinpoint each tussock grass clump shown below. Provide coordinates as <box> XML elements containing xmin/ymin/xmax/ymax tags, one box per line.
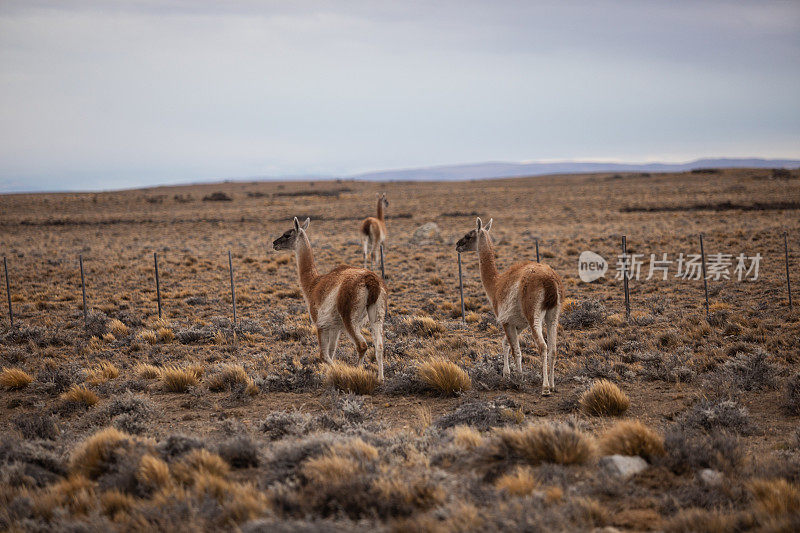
<box><xmin>749</xmin><ymin>478</ymin><xmax>800</xmax><ymax>515</ymax></box>
<box><xmin>69</xmin><ymin>427</ymin><xmax>134</xmax><ymax>478</ymax></box>
<box><xmin>480</xmin><ymin>422</ymin><xmax>595</xmax><ymax>470</ymax></box>
<box><xmin>134</xmin><ymin>363</ymin><xmax>160</xmax><ymax>380</ymax></box>
<box><xmin>495</xmin><ymin>466</ymin><xmax>538</xmax><ymax>496</ymax></box>
<box><xmin>417</xmin><ymin>357</ymin><xmax>471</xmax><ymax>395</ymax></box>
<box><xmin>453</xmin><ymin>425</ymin><xmax>484</xmax><ymax>450</ymax></box>
<box><xmin>172</xmin><ymin>448</ymin><xmax>230</xmax><ymax>483</ymax></box>
<box><xmin>61</xmin><ymin>384</ymin><xmax>99</xmax><ymax>407</ymax></box>
<box><xmin>664</xmin><ymin>508</ymin><xmax>753</xmax><ymax>533</ymax></box>
<box><xmin>599</xmin><ymin>420</ymin><xmax>665</xmax><ymax>461</ymax></box>
<box><xmin>324</xmin><ymin>361</ymin><xmax>379</xmax><ymax>395</ymax></box>
<box><xmin>207</xmin><ymin>363</ymin><xmax>258</xmax><ymax>396</ymax></box>
<box><xmin>137</xmin><ymin>453</ymin><xmax>171</xmax><ymax>490</ymax></box>
<box><xmin>786</xmin><ymin>373</ymin><xmax>800</xmax><ymax>414</ymax></box>
<box><xmin>561</xmin><ymin>299</ymin><xmax>605</xmax><ymax>329</ymax></box>
<box><xmin>138</xmin><ymin>329</ymin><xmax>159</xmax><ymax>345</ymax></box>
<box><xmin>1</xmin><ymin>367</ymin><xmax>34</xmax><ymax>389</ymax></box>
<box><xmin>580</xmin><ymin>379</ymin><xmax>630</xmax><ymax>416</ymax></box>
<box><xmin>160</xmin><ymin>365</ymin><xmax>199</xmax><ymax>392</ymax></box>
<box><xmin>157</xmin><ymin>327</ymin><xmax>175</xmax><ymax>343</ymax></box>
<box><xmin>100</xmin><ymin>489</ymin><xmax>136</xmax><ymax>519</ymax></box>
<box><xmin>107</xmin><ymin>318</ymin><xmax>129</xmax><ymax>337</ymax></box>
<box><xmin>84</xmin><ymin>360</ymin><xmax>119</xmax><ymax>384</ymax></box>
<box><xmin>401</xmin><ymin>315</ymin><xmax>445</xmax><ymax>337</ymax></box>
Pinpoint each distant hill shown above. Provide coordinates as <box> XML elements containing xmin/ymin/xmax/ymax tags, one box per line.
<box><xmin>349</xmin><ymin>158</ymin><xmax>800</xmax><ymax>182</ymax></box>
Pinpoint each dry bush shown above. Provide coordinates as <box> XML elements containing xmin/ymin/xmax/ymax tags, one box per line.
<box><xmin>598</xmin><ymin>420</ymin><xmax>665</xmax><ymax>461</ymax></box>
<box><xmin>0</xmin><ymin>367</ymin><xmax>33</xmax><ymax>389</ymax></box>
<box><xmin>138</xmin><ymin>330</ymin><xmax>159</xmax><ymax>345</ymax></box>
<box><xmin>61</xmin><ymin>384</ymin><xmax>99</xmax><ymax>407</ymax></box>
<box><xmin>207</xmin><ymin>363</ymin><xmax>258</xmax><ymax>396</ymax></box>
<box><xmin>570</xmin><ymin>497</ymin><xmax>610</xmax><ymax>527</ymax></box>
<box><xmin>302</xmin><ymin>454</ymin><xmax>360</xmax><ymax>484</ymax></box>
<box><xmin>172</xmin><ymin>448</ymin><xmax>230</xmax><ymax>484</ymax></box>
<box><xmin>69</xmin><ymin>427</ymin><xmax>134</xmax><ymax>478</ymax></box>
<box><xmin>100</xmin><ymin>489</ymin><xmax>136</xmax><ymax>519</ymax></box>
<box><xmin>134</xmin><ymin>363</ymin><xmax>160</xmax><ymax>380</ymax></box>
<box><xmin>84</xmin><ymin>360</ymin><xmax>119</xmax><ymax>384</ymax></box>
<box><xmin>324</xmin><ymin>361</ymin><xmax>379</xmax><ymax>395</ymax></box>
<box><xmin>495</xmin><ymin>466</ymin><xmax>538</xmax><ymax>496</ymax></box>
<box><xmin>580</xmin><ymin>379</ymin><xmax>630</xmax><ymax>416</ymax></box>
<box><xmin>561</xmin><ymin>299</ymin><xmax>605</xmax><ymax>329</ymax></box>
<box><xmin>417</xmin><ymin>357</ymin><xmax>471</xmax><ymax>395</ymax></box>
<box><xmin>107</xmin><ymin>318</ymin><xmax>129</xmax><ymax>337</ymax></box>
<box><xmin>480</xmin><ymin>422</ymin><xmax>595</xmax><ymax>469</ymax></box>
<box><xmin>664</xmin><ymin>508</ymin><xmax>753</xmax><ymax>533</ymax></box>
<box><xmin>785</xmin><ymin>373</ymin><xmax>800</xmax><ymax>414</ymax></box>
<box><xmin>34</xmin><ymin>474</ymin><xmax>96</xmax><ymax>518</ymax></box>
<box><xmin>160</xmin><ymin>365</ymin><xmax>199</xmax><ymax>392</ymax></box>
<box><xmin>400</xmin><ymin>315</ymin><xmax>445</xmax><ymax>337</ymax></box>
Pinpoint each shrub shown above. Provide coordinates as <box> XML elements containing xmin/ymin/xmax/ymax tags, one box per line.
<box><xmin>13</xmin><ymin>412</ymin><xmax>59</xmax><ymax>440</ymax></box>
<box><xmin>417</xmin><ymin>357</ymin><xmax>471</xmax><ymax>395</ymax></box>
<box><xmin>84</xmin><ymin>361</ymin><xmax>119</xmax><ymax>384</ymax></box>
<box><xmin>69</xmin><ymin>427</ymin><xmax>134</xmax><ymax>478</ymax></box>
<box><xmin>580</xmin><ymin>380</ymin><xmax>629</xmax><ymax>416</ymax></box>
<box><xmin>678</xmin><ymin>399</ymin><xmax>755</xmax><ymax>435</ymax></box>
<box><xmin>217</xmin><ymin>436</ymin><xmax>260</xmax><ymax>469</ymax></box>
<box><xmin>60</xmin><ymin>384</ymin><xmax>99</xmax><ymax>407</ymax></box>
<box><xmin>259</xmin><ymin>411</ymin><xmax>312</xmax><ymax>440</ymax></box>
<box><xmin>324</xmin><ymin>362</ymin><xmax>378</xmax><ymax>395</ymax></box>
<box><xmin>203</xmin><ymin>191</ymin><xmax>233</xmax><ymax>201</ymax></box>
<box><xmin>160</xmin><ymin>365</ymin><xmax>199</xmax><ymax>392</ymax></box>
<box><xmin>207</xmin><ymin>364</ymin><xmax>258</xmax><ymax>395</ymax></box>
<box><xmin>721</xmin><ymin>350</ymin><xmax>777</xmax><ymax>391</ymax></box>
<box><xmin>662</xmin><ymin>428</ymin><xmax>743</xmax><ymax>474</ymax></box>
<box><xmin>94</xmin><ymin>391</ymin><xmax>159</xmax><ymax>435</ymax></box>
<box><xmin>561</xmin><ymin>299</ymin><xmax>605</xmax><ymax>329</ymax></box>
<box><xmin>0</xmin><ymin>367</ymin><xmax>33</xmax><ymax>389</ymax></box>
<box><xmin>663</xmin><ymin>508</ymin><xmax>749</xmax><ymax>533</ymax></box>
<box><xmin>86</xmin><ymin>310</ymin><xmax>109</xmax><ymax>337</ymax></box>
<box><xmin>598</xmin><ymin>420</ymin><xmax>665</xmax><ymax>461</ymax></box>
<box><xmin>785</xmin><ymin>373</ymin><xmax>800</xmax><ymax>415</ymax></box>
<box><xmin>134</xmin><ymin>363</ymin><xmax>161</xmax><ymax>380</ymax></box>
<box><xmin>399</xmin><ymin>315</ymin><xmax>445</xmax><ymax>337</ymax></box>
<box><xmin>479</xmin><ymin>422</ymin><xmax>595</xmax><ymax>473</ymax></box>
<box><xmin>36</xmin><ymin>364</ymin><xmax>77</xmax><ymax>395</ymax></box>
<box><xmin>435</xmin><ymin>397</ymin><xmax>523</xmax><ymax>431</ymax></box>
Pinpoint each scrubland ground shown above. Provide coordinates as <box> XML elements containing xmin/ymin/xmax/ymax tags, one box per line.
<box><xmin>1</xmin><ymin>168</ymin><xmax>799</xmax><ymax>531</ymax></box>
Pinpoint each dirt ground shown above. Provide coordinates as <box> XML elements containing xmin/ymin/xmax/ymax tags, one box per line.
<box><xmin>1</xmin><ymin>167</ymin><xmax>799</xmax><ymax>531</ymax></box>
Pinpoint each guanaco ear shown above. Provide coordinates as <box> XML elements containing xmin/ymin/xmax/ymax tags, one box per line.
<box><xmin>293</xmin><ymin>217</ymin><xmax>300</xmax><ymax>231</ymax></box>
<box><xmin>301</xmin><ymin>217</ymin><xmax>310</xmax><ymax>231</ymax></box>
<box><xmin>484</xmin><ymin>218</ymin><xmax>493</xmax><ymax>232</ymax></box>
<box><xmin>476</xmin><ymin>217</ymin><xmax>483</xmax><ymax>231</ymax></box>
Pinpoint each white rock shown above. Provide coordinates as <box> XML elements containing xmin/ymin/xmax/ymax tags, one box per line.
<box><xmin>699</xmin><ymin>468</ymin><xmax>723</xmax><ymax>486</ymax></box>
<box><xmin>599</xmin><ymin>454</ymin><xmax>648</xmax><ymax>478</ymax></box>
<box><xmin>410</xmin><ymin>222</ymin><xmax>442</xmax><ymax>244</ymax></box>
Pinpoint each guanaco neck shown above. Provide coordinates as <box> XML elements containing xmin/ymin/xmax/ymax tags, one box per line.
<box><xmin>376</xmin><ymin>198</ymin><xmax>384</xmax><ymax>221</ymax></box>
<box><xmin>477</xmin><ymin>230</ymin><xmax>499</xmax><ymax>307</ymax></box>
<box><xmin>294</xmin><ymin>231</ymin><xmax>319</xmax><ymax>295</ymax></box>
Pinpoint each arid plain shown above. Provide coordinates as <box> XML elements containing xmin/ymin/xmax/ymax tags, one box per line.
<box><xmin>1</xmin><ymin>168</ymin><xmax>799</xmax><ymax>531</ymax></box>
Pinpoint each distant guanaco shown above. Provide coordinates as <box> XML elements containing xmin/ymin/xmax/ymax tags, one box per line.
<box><xmin>273</xmin><ymin>217</ymin><xmax>388</xmax><ymax>380</ymax></box>
<box><xmin>456</xmin><ymin>217</ymin><xmax>564</xmax><ymax>395</ymax></box>
<box><xmin>360</xmin><ymin>193</ymin><xmax>388</xmax><ymax>269</ymax></box>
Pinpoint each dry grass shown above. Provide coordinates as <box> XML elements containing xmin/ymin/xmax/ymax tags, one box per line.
<box><xmin>598</xmin><ymin>420</ymin><xmax>665</xmax><ymax>461</ymax></box>
<box><xmin>207</xmin><ymin>363</ymin><xmax>258</xmax><ymax>395</ymax></box>
<box><xmin>495</xmin><ymin>466</ymin><xmax>538</xmax><ymax>496</ymax></box>
<box><xmin>100</xmin><ymin>489</ymin><xmax>136</xmax><ymax>520</ymax></box>
<box><xmin>84</xmin><ymin>360</ymin><xmax>119</xmax><ymax>384</ymax></box>
<box><xmin>749</xmin><ymin>478</ymin><xmax>800</xmax><ymax>516</ymax></box>
<box><xmin>70</xmin><ymin>427</ymin><xmax>133</xmax><ymax>478</ymax></box>
<box><xmin>417</xmin><ymin>357</ymin><xmax>471</xmax><ymax>395</ymax></box>
<box><xmin>0</xmin><ymin>367</ymin><xmax>33</xmax><ymax>389</ymax></box>
<box><xmin>157</xmin><ymin>327</ymin><xmax>175</xmax><ymax>343</ymax></box>
<box><xmin>134</xmin><ymin>363</ymin><xmax>161</xmax><ymax>379</ymax></box>
<box><xmin>107</xmin><ymin>318</ymin><xmax>130</xmax><ymax>337</ymax></box>
<box><xmin>61</xmin><ymin>384</ymin><xmax>99</xmax><ymax>406</ymax></box>
<box><xmin>580</xmin><ymin>379</ymin><xmax>630</xmax><ymax>416</ymax></box>
<box><xmin>303</xmin><ymin>454</ymin><xmax>361</xmax><ymax>484</ymax></box>
<box><xmin>160</xmin><ymin>365</ymin><xmax>199</xmax><ymax>392</ymax></box>
<box><xmin>137</xmin><ymin>454</ymin><xmax>171</xmax><ymax>490</ymax></box>
<box><xmin>137</xmin><ymin>330</ymin><xmax>159</xmax><ymax>345</ymax></box>
<box><xmin>402</xmin><ymin>315</ymin><xmax>446</xmax><ymax>337</ymax></box>
<box><xmin>453</xmin><ymin>425</ymin><xmax>484</xmax><ymax>449</ymax></box>
<box><xmin>324</xmin><ymin>361</ymin><xmax>379</xmax><ymax>395</ymax></box>
<box><xmin>172</xmin><ymin>448</ymin><xmax>230</xmax><ymax>484</ymax></box>
<box><xmin>483</xmin><ymin>422</ymin><xmax>595</xmax><ymax>466</ymax></box>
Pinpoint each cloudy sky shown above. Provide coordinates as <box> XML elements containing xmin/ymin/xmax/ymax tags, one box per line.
<box><xmin>1</xmin><ymin>1</ymin><xmax>799</xmax><ymax>192</ymax></box>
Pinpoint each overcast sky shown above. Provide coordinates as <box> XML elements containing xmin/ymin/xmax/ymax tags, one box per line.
<box><xmin>1</xmin><ymin>1</ymin><xmax>799</xmax><ymax>192</ymax></box>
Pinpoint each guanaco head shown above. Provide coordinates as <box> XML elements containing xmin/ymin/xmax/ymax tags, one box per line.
<box><xmin>273</xmin><ymin>217</ymin><xmax>310</xmax><ymax>251</ymax></box>
<box><xmin>377</xmin><ymin>192</ymin><xmax>389</xmax><ymax>207</ymax></box>
<box><xmin>456</xmin><ymin>217</ymin><xmax>492</xmax><ymax>253</ymax></box>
